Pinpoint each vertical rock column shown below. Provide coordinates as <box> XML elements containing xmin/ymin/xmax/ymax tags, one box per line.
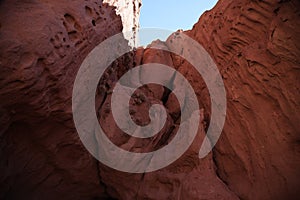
<box><xmin>103</xmin><ymin>0</ymin><xmax>142</xmax><ymax>47</ymax></box>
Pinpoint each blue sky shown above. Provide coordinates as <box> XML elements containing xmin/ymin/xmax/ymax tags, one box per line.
<box><xmin>138</xmin><ymin>0</ymin><xmax>218</xmax><ymax>46</ymax></box>
<box><xmin>140</xmin><ymin>0</ymin><xmax>218</xmax><ymax>31</ymax></box>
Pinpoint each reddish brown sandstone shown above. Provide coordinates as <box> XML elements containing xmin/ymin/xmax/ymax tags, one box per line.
<box><xmin>187</xmin><ymin>0</ymin><xmax>300</xmax><ymax>199</ymax></box>
<box><xmin>0</xmin><ymin>0</ymin><xmax>122</xmax><ymax>199</ymax></box>
<box><xmin>0</xmin><ymin>0</ymin><xmax>299</xmax><ymax>199</ymax></box>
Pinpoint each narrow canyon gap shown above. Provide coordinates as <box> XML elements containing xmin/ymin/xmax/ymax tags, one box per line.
<box><xmin>0</xmin><ymin>0</ymin><xmax>299</xmax><ymax>199</ymax></box>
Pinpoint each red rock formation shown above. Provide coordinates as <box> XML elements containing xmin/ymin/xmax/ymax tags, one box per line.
<box><xmin>95</xmin><ymin>45</ymin><xmax>238</xmax><ymax>199</ymax></box>
<box><xmin>1</xmin><ymin>0</ymin><xmax>299</xmax><ymax>199</ymax></box>
<box><xmin>0</xmin><ymin>0</ymin><xmax>122</xmax><ymax>199</ymax></box>
<box><xmin>96</xmin><ymin>0</ymin><xmax>300</xmax><ymax>199</ymax></box>
<box><xmin>186</xmin><ymin>0</ymin><xmax>300</xmax><ymax>199</ymax></box>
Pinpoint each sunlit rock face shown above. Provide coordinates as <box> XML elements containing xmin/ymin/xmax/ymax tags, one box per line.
<box><xmin>103</xmin><ymin>0</ymin><xmax>142</xmax><ymax>46</ymax></box>
<box><xmin>186</xmin><ymin>0</ymin><xmax>300</xmax><ymax>199</ymax></box>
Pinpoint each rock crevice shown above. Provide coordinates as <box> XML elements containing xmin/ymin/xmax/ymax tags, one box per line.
<box><xmin>0</xmin><ymin>0</ymin><xmax>299</xmax><ymax>199</ymax></box>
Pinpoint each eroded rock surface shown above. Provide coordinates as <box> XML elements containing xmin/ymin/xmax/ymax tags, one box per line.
<box><xmin>187</xmin><ymin>0</ymin><xmax>300</xmax><ymax>199</ymax></box>
<box><xmin>95</xmin><ymin>44</ymin><xmax>238</xmax><ymax>199</ymax></box>
<box><xmin>103</xmin><ymin>0</ymin><xmax>142</xmax><ymax>46</ymax></box>
<box><xmin>0</xmin><ymin>0</ymin><xmax>299</xmax><ymax>199</ymax></box>
<box><xmin>0</xmin><ymin>0</ymin><xmax>122</xmax><ymax>199</ymax></box>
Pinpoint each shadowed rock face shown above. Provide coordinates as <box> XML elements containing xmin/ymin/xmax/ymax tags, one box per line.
<box><xmin>0</xmin><ymin>0</ymin><xmax>299</xmax><ymax>200</ymax></box>
<box><xmin>0</xmin><ymin>0</ymin><xmax>122</xmax><ymax>199</ymax></box>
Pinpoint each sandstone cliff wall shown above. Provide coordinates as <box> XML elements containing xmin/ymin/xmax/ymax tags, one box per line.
<box><xmin>0</xmin><ymin>0</ymin><xmax>122</xmax><ymax>199</ymax></box>
<box><xmin>0</xmin><ymin>0</ymin><xmax>299</xmax><ymax>199</ymax></box>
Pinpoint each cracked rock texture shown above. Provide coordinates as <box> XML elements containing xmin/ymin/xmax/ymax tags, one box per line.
<box><xmin>0</xmin><ymin>0</ymin><xmax>300</xmax><ymax>200</ymax></box>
